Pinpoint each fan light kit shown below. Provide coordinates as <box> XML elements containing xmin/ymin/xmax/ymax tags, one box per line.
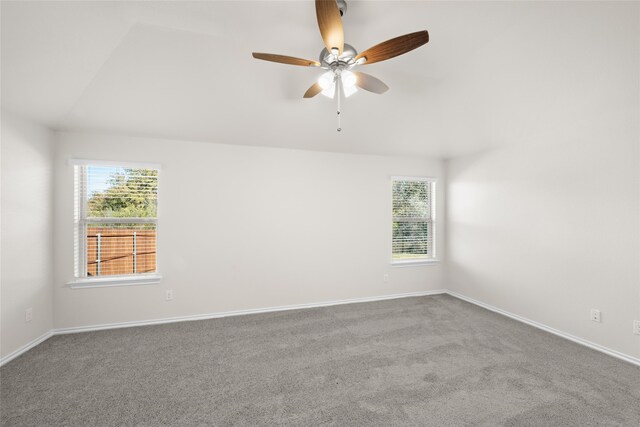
<box><xmin>252</xmin><ymin>0</ymin><xmax>429</xmax><ymax>131</ymax></box>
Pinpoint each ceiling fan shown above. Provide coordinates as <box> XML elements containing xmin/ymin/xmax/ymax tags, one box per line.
<box><xmin>252</xmin><ymin>0</ymin><xmax>429</xmax><ymax>130</ymax></box>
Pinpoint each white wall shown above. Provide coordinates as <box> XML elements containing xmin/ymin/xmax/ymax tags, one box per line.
<box><xmin>53</xmin><ymin>132</ymin><xmax>445</xmax><ymax>329</ymax></box>
<box><xmin>1</xmin><ymin>111</ymin><xmax>54</xmax><ymax>359</ymax></box>
<box><xmin>446</xmin><ymin>1</ymin><xmax>640</xmax><ymax>360</ymax></box>
<box><xmin>447</xmin><ymin>121</ymin><xmax>640</xmax><ymax>361</ymax></box>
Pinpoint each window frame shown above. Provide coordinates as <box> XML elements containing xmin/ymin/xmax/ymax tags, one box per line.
<box><xmin>390</xmin><ymin>176</ymin><xmax>438</xmax><ymax>266</ymax></box>
<box><xmin>68</xmin><ymin>159</ymin><xmax>162</xmax><ymax>288</ymax></box>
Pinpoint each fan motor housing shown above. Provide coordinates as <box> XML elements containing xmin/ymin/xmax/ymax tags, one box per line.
<box><xmin>319</xmin><ymin>43</ymin><xmax>358</xmax><ymax>69</ymax></box>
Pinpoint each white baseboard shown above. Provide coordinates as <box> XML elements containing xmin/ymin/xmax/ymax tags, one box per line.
<box><xmin>445</xmin><ymin>290</ymin><xmax>640</xmax><ymax>367</ymax></box>
<box><xmin>54</xmin><ymin>289</ymin><xmax>447</xmax><ymax>335</ymax></box>
<box><xmin>0</xmin><ymin>330</ymin><xmax>53</xmax><ymax>367</ymax></box>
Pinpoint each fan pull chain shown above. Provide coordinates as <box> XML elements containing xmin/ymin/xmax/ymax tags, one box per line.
<box><xmin>337</xmin><ymin>78</ymin><xmax>342</xmax><ymax>132</ymax></box>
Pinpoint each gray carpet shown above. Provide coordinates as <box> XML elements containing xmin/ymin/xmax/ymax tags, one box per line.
<box><xmin>1</xmin><ymin>294</ymin><xmax>639</xmax><ymax>426</ymax></box>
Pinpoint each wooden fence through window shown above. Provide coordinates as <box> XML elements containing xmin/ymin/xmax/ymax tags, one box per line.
<box><xmin>86</xmin><ymin>228</ymin><xmax>156</xmax><ymax>276</ymax></box>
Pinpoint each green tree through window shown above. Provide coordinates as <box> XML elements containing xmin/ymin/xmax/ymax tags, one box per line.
<box><xmin>88</xmin><ymin>168</ymin><xmax>158</xmax><ymax>219</ymax></box>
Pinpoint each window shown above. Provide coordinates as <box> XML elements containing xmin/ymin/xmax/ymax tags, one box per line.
<box><xmin>71</xmin><ymin>160</ymin><xmax>160</xmax><ymax>286</ymax></box>
<box><xmin>391</xmin><ymin>177</ymin><xmax>436</xmax><ymax>264</ymax></box>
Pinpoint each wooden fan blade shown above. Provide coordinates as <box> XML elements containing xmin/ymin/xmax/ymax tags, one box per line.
<box><xmin>354</xmin><ymin>72</ymin><xmax>389</xmax><ymax>94</ymax></box>
<box><xmin>303</xmin><ymin>82</ymin><xmax>323</xmax><ymax>98</ymax></box>
<box><xmin>315</xmin><ymin>0</ymin><xmax>344</xmax><ymax>54</ymax></box>
<box><xmin>355</xmin><ymin>31</ymin><xmax>429</xmax><ymax>65</ymax></box>
<box><xmin>252</xmin><ymin>53</ymin><xmax>320</xmax><ymax>67</ymax></box>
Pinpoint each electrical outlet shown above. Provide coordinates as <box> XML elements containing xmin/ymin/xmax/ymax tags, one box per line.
<box><xmin>633</xmin><ymin>320</ymin><xmax>640</xmax><ymax>336</ymax></box>
<box><xmin>590</xmin><ymin>309</ymin><xmax>601</xmax><ymax>323</ymax></box>
<box><xmin>383</xmin><ymin>274</ymin><xmax>389</xmax><ymax>283</ymax></box>
<box><xmin>25</xmin><ymin>307</ymin><xmax>33</xmax><ymax>323</ymax></box>
<box><xmin>165</xmin><ymin>290</ymin><xmax>174</xmax><ymax>301</ymax></box>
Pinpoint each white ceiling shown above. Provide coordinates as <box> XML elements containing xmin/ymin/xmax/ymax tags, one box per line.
<box><xmin>2</xmin><ymin>1</ymin><xmax>638</xmax><ymax>158</ymax></box>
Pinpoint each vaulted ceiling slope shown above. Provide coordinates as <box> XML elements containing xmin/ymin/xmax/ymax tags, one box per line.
<box><xmin>2</xmin><ymin>1</ymin><xmax>638</xmax><ymax>158</ymax></box>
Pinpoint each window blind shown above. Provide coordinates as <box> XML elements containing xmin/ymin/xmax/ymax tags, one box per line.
<box><xmin>392</xmin><ymin>178</ymin><xmax>435</xmax><ymax>261</ymax></box>
<box><xmin>74</xmin><ymin>164</ymin><xmax>158</xmax><ymax>278</ymax></box>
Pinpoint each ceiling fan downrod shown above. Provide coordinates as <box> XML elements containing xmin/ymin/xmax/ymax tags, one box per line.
<box><xmin>337</xmin><ymin>0</ymin><xmax>347</xmax><ymax>17</ymax></box>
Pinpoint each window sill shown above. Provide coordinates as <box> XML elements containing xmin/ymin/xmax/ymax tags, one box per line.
<box><xmin>67</xmin><ymin>274</ymin><xmax>162</xmax><ymax>289</ymax></box>
<box><xmin>391</xmin><ymin>259</ymin><xmax>440</xmax><ymax>267</ymax></box>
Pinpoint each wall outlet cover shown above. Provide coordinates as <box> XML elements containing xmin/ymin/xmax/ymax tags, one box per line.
<box><xmin>590</xmin><ymin>309</ymin><xmax>601</xmax><ymax>323</ymax></box>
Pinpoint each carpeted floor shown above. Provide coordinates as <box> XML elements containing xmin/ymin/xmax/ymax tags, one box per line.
<box><xmin>1</xmin><ymin>294</ymin><xmax>639</xmax><ymax>426</ymax></box>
